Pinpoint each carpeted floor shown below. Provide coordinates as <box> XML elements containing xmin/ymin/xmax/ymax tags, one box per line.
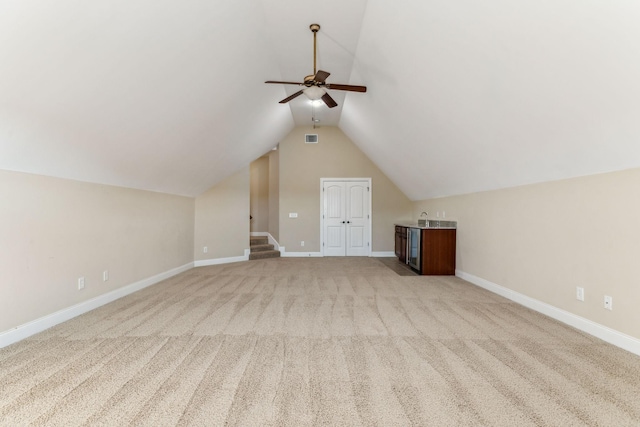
<box><xmin>376</xmin><ymin>257</ymin><xmax>419</xmax><ymax>276</ymax></box>
<box><xmin>1</xmin><ymin>257</ymin><xmax>639</xmax><ymax>426</ymax></box>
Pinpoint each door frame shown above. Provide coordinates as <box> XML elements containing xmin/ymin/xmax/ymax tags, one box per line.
<box><xmin>320</xmin><ymin>177</ymin><xmax>372</xmax><ymax>257</ymax></box>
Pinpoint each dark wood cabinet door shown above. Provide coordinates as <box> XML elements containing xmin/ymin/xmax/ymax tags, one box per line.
<box><xmin>421</xmin><ymin>229</ymin><xmax>456</xmax><ymax>275</ymax></box>
<box><xmin>395</xmin><ymin>226</ymin><xmax>407</xmax><ymax>262</ymax></box>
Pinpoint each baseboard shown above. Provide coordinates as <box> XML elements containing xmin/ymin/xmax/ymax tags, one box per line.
<box><xmin>194</xmin><ymin>250</ymin><xmax>250</xmax><ymax>267</ymax></box>
<box><xmin>279</xmin><ymin>247</ymin><xmax>323</xmax><ymax>257</ymax></box>
<box><xmin>250</xmin><ymin>232</ymin><xmax>280</xmax><ymax>251</ymax></box>
<box><xmin>456</xmin><ymin>269</ymin><xmax>640</xmax><ymax>357</ymax></box>
<box><xmin>371</xmin><ymin>251</ymin><xmax>396</xmax><ymax>257</ymax></box>
<box><xmin>0</xmin><ymin>262</ymin><xmax>194</xmax><ymax>349</ymax></box>
<box><xmin>279</xmin><ymin>246</ymin><xmax>386</xmax><ymax>258</ymax></box>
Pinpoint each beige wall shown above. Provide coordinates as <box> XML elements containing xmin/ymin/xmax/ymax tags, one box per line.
<box><xmin>413</xmin><ymin>167</ymin><xmax>640</xmax><ymax>340</ymax></box>
<box><xmin>279</xmin><ymin>126</ymin><xmax>412</xmax><ymax>253</ymax></box>
<box><xmin>268</xmin><ymin>149</ymin><xmax>280</xmax><ymax>241</ymax></box>
<box><xmin>194</xmin><ymin>167</ymin><xmax>250</xmax><ymax>260</ymax></box>
<box><xmin>0</xmin><ymin>170</ymin><xmax>194</xmax><ymax>332</ymax></box>
<box><xmin>250</xmin><ymin>156</ymin><xmax>270</xmax><ymax>233</ymax></box>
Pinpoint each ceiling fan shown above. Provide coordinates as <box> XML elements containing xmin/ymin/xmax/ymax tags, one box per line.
<box><xmin>265</xmin><ymin>24</ymin><xmax>367</xmax><ymax>109</ymax></box>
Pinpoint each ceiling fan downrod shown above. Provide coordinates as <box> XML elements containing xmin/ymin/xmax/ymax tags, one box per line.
<box><xmin>310</xmin><ymin>24</ymin><xmax>320</xmax><ymax>76</ymax></box>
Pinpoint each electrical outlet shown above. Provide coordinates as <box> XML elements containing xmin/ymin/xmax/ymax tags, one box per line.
<box><xmin>103</xmin><ymin>270</ymin><xmax>109</xmax><ymax>282</ymax></box>
<box><xmin>301</xmin><ymin>241</ymin><xmax>305</xmax><ymax>247</ymax></box>
<box><xmin>203</xmin><ymin>246</ymin><xmax>208</xmax><ymax>254</ymax></box>
<box><xmin>78</xmin><ymin>277</ymin><xmax>85</xmax><ymax>290</ymax></box>
<box><xmin>576</xmin><ymin>286</ymin><xmax>584</xmax><ymax>301</ymax></box>
<box><xmin>604</xmin><ymin>295</ymin><xmax>613</xmax><ymax>310</ymax></box>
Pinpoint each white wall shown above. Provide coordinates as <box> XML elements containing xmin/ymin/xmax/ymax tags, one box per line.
<box><xmin>0</xmin><ymin>170</ymin><xmax>195</xmax><ymax>333</ymax></box>
<box><xmin>413</xmin><ymin>167</ymin><xmax>640</xmax><ymax>345</ymax></box>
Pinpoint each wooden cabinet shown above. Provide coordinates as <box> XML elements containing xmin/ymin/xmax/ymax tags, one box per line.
<box><xmin>421</xmin><ymin>229</ymin><xmax>456</xmax><ymax>275</ymax></box>
<box><xmin>394</xmin><ymin>225</ymin><xmax>456</xmax><ymax>275</ymax></box>
<box><xmin>394</xmin><ymin>226</ymin><xmax>407</xmax><ymax>262</ymax></box>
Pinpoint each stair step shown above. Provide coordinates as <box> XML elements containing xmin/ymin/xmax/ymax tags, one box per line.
<box><xmin>251</xmin><ymin>243</ymin><xmax>274</xmax><ymax>252</ymax></box>
<box><xmin>250</xmin><ymin>237</ymin><xmax>269</xmax><ymax>246</ymax></box>
<box><xmin>249</xmin><ymin>249</ymin><xmax>281</xmax><ymax>260</ymax></box>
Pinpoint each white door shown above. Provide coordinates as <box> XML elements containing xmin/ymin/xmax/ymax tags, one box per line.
<box><xmin>345</xmin><ymin>182</ymin><xmax>369</xmax><ymax>256</ymax></box>
<box><xmin>322</xmin><ymin>179</ymin><xmax>371</xmax><ymax>256</ymax></box>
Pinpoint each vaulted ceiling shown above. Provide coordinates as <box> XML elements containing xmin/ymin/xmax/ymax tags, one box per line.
<box><xmin>2</xmin><ymin>1</ymin><xmax>640</xmax><ymax>200</ymax></box>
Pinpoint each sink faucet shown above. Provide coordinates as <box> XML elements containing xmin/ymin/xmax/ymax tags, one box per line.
<box><xmin>420</xmin><ymin>212</ymin><xmax>428</xmax><ymax>218</ymax></box>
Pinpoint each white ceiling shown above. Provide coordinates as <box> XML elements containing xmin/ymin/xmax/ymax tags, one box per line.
<box><xmin>2</xmin><ymin>1</ymin><xmax>640</xmax><ymax>199</ymax></box>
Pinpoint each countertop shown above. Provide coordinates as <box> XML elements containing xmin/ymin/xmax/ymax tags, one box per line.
<box><xmin>395</xmin><ymin>220</ymin><xmax>457</xmax><ymax>229</ymax></box>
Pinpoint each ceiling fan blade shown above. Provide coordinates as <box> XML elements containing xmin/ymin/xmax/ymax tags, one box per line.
<box><xmin>321</xmin><ymin>93</ymin><xmax>338</xmax><ymax>108</ymax></box>
<box><xmin>325</xmin><ymin>83</ymin><xmax>367</xmax><ymax>93</ymax></box>
<box><xmin>279</xmin><ymin>90</ymin><xmax>304</xmax><ymax>104</ymax></box>
<box><xmin>265</xmin><ymin>80</ymin><xmax>304</xmax><ymax>85</ymax></box>
<box><xmin>314</xmin><ymin>70</ymin><xmax>330</xmax><ymax>83</ymax></box>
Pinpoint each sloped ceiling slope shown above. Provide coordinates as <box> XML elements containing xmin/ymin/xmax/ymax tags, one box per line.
<box><xmin>341</xmin><ymin>1</ymin><xmax>640</xmax><ymax>200</ymax></box>
<box><xmin>0</xmin><ymin>0</ymin><xmax>293</xmax><ymax>196</ymax></box>
<box><xmin>2</xmin><ymin>1</ymin><xmax>640</xmax><ymax>199</ymax></box>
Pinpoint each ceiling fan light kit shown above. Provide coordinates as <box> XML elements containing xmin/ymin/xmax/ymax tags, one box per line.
<box><xmin>302</xmin><ymin>86</ymin><xmax>326</xmax><ymax>100</ymax></box>
<box><xmin>265</xmin><ymin>23</ymin><xmax>367</xmax><ymax>109</ymax></box>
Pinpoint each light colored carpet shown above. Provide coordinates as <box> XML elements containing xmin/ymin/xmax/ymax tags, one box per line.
<box><xmin>1</xmin><ymin>257</ymin><xmax>640</xmax><ymax>426</ymax></box>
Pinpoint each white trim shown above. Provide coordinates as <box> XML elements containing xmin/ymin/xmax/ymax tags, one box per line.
<box><xmin>320</xmin><ymin>178</ymin><xmax>373</xmax><ymax>257</ymax></box>
<box><xmin>279</xmin><ymin>247</ymin><xmax>323</xmax><ymax>257</ymax></box>
<box><xmin>249</xmin><ymin>232</ymin><xmax>280</xmax><ymax>251</ymax></box>
<box><xmin>278</xmin><ymin>249</ymin><xmax>394</xmax><ymax>258</ymax></box>
<box><xmin>0</xmin><ymin>262</ymin><xmax>193</xmax><ymax>349</ymax></box>
<box><xmin>371</xmin><ymin>251</ymin><xmax>396</xmax><ymax>257</ymax></box>
<box><xmin>456</xmin><ymin>269</ymin><xmax>640</xmax><ymax>357</ymax></box>
<box><xmin>194</xmin><ymin>250</ymin><xmax>250</xmax><ymax>267</ymax></box>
